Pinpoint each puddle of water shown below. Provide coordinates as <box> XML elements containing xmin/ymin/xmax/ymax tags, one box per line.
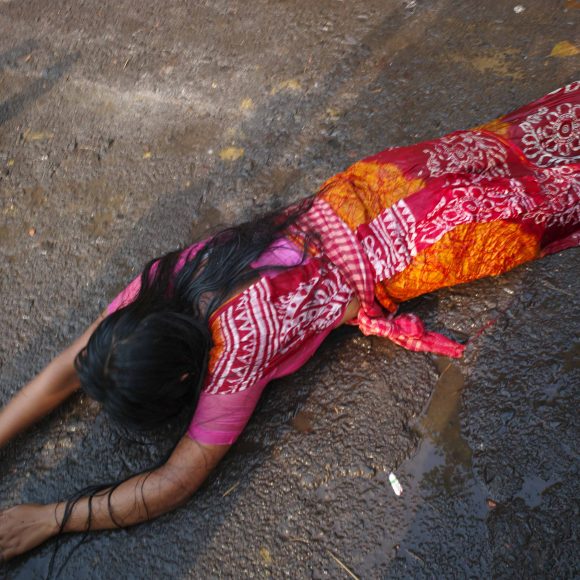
<box><xmin>359</xmin><ymin>358</ymin><xmax>491</xmax><ymax>573</ymax></box>
<box><xmin>411</xmin><ymin>357</ymin><xmax>475</xmax><ymax>478</ymax></box>
<box><xmin>395</xmin><ymin>356</ymin><xmax>490</xmax><ymax>546</ymax></box>
<box><xmin>516</xmin><ymin>474</ymin><xmax>561</xmax><ymax>509</ymax></box>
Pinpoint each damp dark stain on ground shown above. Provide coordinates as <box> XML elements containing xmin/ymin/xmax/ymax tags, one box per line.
<box><xmin>1</xmin><ymin>0</ymin><xmax>579</xmax><ymax>578</ymax></box>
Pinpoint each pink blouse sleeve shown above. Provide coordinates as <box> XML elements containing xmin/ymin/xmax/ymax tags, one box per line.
<box><xmin>187</xmin><ymin>311</ymin><xmax>335</xmax><ymax>446</ymax></box>
<box><xmin>186</xmin><ymin>314</ymin><xmax>271</xmax><ymax>445</ymax></box>
<box><xmin>107</xmin><ymin>274</ymin><xmax>142</xmax><ymax>315</ymax></box>
<box><xmin>187</xmin><ymin>379</ymin><xmax>269</xmax><ymax>445</ymax></box>
<box><xmin>187</xmin><ymin>238</ymin><xmax>309</xmax><ymax>445</ymax></box>
<box><xmin>106</xmin><ymin>240</ymin><xmax>208</xmax><ymax>315</ymax></box>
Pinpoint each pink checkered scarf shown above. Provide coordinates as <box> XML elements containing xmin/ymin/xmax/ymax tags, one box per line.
<box><xmin>295</xmin><ymin>198</ymin><xmax>465</xmax><ymax>358</ymax></box>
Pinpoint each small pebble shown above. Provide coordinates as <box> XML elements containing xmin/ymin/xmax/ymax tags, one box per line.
<box><xmin>28</xmin><ymin>227</ymin><xmax>36</xmax><ymax>237</ymax></box>
<box><xmin>487</xmin><ymin>499</ymin><xmax>498</xmax><ymax>509</ymax></box>
<box><xmin>513</xmin><ymin>5</ymin><xmax>525</xmax><ymax>13</ymax></box>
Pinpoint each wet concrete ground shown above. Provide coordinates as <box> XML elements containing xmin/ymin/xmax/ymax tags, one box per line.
<box><xmin>1</xmin><ymin>0</ymin><xmax>578</xmax><ymax>577</ymax></box>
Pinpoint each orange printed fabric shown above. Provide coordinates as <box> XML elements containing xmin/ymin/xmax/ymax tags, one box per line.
<box><xmin>319</xmin><ymin>161</ymin><xmax>425</xmax><ymax>230</ymax></box>
<box><xmin>319</xmin><ymin>82</ymin><xmax>580</xmax><ymax>307</ymax></box>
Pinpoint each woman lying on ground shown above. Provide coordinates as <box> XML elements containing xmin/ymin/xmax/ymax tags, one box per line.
<box><xmin>0</xmin><ymin>82</ymin><xmax>578</xmax><ymax>563</ymax></box>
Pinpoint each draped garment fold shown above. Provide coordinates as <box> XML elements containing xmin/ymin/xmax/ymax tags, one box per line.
<box><xmin>295</xmin><ymin>82</ymin><xmax>580</xmax><ymax>357</ymax></box>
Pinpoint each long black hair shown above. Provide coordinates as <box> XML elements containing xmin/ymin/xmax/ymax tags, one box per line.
<box><xmin>48</xmin><ymin>197</ymin><xmax>314</xmax><ymax>577</ymax></box>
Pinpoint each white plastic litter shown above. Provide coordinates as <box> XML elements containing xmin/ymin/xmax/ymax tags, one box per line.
<box><xmin>389</xmin><ymin>472</ymin><xmax>403</xmax><ymax>496</ymax></box>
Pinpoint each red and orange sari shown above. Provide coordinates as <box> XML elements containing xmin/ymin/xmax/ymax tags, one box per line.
<box><xmin>112</xmin><ymin>83</ymin><xmax>579</xmax><ymax>444</ymax></box>
<box><xmin>297</xmin><ymin>82</ymin><xmax>579</xmax><ymax>356</ymax></box>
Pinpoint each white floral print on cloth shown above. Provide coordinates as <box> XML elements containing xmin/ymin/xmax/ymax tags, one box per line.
<box><xmin>519</xmin><ymin>101</ymin><xmax>580</xmax><ymax>167</ymax></box>
<box><xmin>415</xmin><ymin>177</ymin><xmax>536</xmax><ymax>246</ymax></box>
<box><xmin>528</xmin><ymin>165</ymin><xmax>580</xmax><ymax>227</ymax></box>
<box><xmin>424</xmin><ymin>130</ymin><xmax>512</xmax><ymax>180</ymax></box>
<box><xmin>275</xmin><ymin>272</ymin><xmax>353</xmax><ymax>355</ymax></box>
<box><xmin>357</xmin><ymin>175</ymin><xmax>537</xmax><ymax>280</ymax></box>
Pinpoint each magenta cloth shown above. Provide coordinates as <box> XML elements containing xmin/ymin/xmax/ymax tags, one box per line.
<box><xmin>352</xmin><ymin>310</ymin><xmax>465</xmax><ymax>358</ymax></box>
<box><xmin>106</xmin><ymin>240</ymin><xmax>208</xmax><ymax>314</ymax></box>
<box><xmin>107</xmin><ymin>237</ymin><xmax>354</xmax><ymax>445</ymax></box>
<box><xmin>187</xmin><ymin>319</ymin><xmax>332</xmax><ymax>444</ymax></box>
<box><xmin>295</xmin><ymin>197</ymin><xmax>467</xmax><ymax>357</ymax></box>
<box><xmin>187</xmin><ymin>250</ymin><xmax>353</xmax><ymax>443</ymax></box>
<box><xmin>106</xmin><ymin>83</ymin><xmax>580</xmax><ymax>446</ymax></box>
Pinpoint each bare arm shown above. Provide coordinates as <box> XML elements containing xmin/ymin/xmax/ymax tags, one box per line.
<box><xmin>0</xmin><ymin>435</ymin><xmax>229</xmax><ymax>560</ymax></box>
<box><xmin>57</xmin><ymin>436</ymin><xmax>229</xmax><ymax>531</ymax></box>
<box><xmin>0</xmin><ymin>312</ymin><xmax>106</xmax><ymax>448</ymax></box>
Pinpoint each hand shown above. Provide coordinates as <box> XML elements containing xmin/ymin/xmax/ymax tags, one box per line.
<box><xmin>0</xmin><ymin>503</ymin><xmax>58</xmax><ymax>561</ymax></box>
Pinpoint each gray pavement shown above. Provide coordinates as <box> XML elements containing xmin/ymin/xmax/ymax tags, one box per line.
<box><xmin>0</xmin><ymin>0</ymin><xmax>578</xmax><ymax>577</ymax></box>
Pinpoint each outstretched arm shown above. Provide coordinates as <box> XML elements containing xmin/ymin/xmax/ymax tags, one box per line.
<box><xmin>0</xmin><ymin>435</ymin><xmax>229</xmax><ymax>560</ymax></box>
<box><xmin>0</xmin><ymin>312</ymin><xmax>106</xmax><ymax>449</ymax></box>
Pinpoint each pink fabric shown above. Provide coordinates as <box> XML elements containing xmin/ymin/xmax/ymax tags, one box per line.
<box><xmin>107</xmin><ymin>240</ymin><xmax>208</xmax><ymax>314</ymax></box>
<box><xmin>540</xmin><ymin>231</ymin><xmax>580</xmax><ymax>257</ymax></box>
<box><xmin>250</xmin><ymin>237</ymin><xmax>304</xmax><ymax>270</ymax></box>
<box><xmin>294</xmin><ymin>197</ymin><xmax>380</xmax><ymax>315</ymax></box>
<box><xmin>358</xmin><ymin>174</ymin><xmax>542</xmax><ymax>277</ymax></box>
<box><xmin>106</xmin><ymin>238</ymin><xmax>353</xmax><ymax>446</ymax></box>
<box><xmin>353</xmin><ymin>310</ymin><xmax>465</xmax><ymax>358</ymax></box>
<box><xmin>188</xmin><ymin>317</ymin><xmax>332</xmax><ymax>444</ymax></box>
<box><xmin>297</xmin><ymin>198</ymin><xmax>467</xmax><ymax>357</ymax></box>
